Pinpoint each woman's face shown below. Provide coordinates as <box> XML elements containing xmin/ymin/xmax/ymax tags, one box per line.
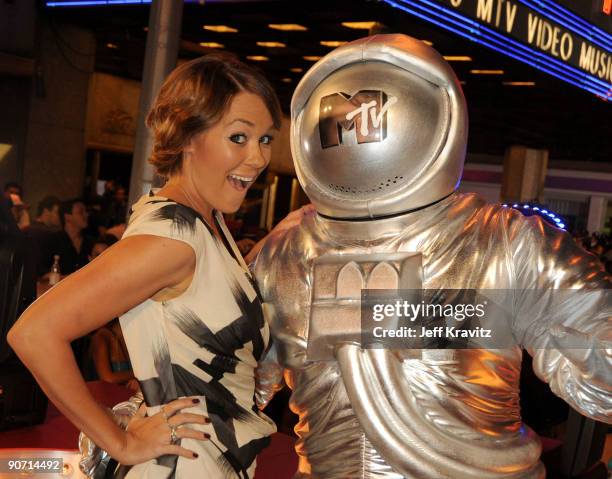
<box><xmin>182</xmin><ymin>91</ymin><xmax>275</xmax><ymax>215</ymax></box>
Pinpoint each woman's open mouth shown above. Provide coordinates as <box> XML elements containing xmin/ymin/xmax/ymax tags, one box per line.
<box><xmin>227</xmin><ymin>174</ymin><xmax>255</xmax><ymax>192</ymax></box>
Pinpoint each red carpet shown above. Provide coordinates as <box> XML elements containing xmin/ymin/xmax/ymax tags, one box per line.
<box><xmin>0</xmin><ymin>381</ymin><xmax>298</xmax><ymax>478</ymax></box>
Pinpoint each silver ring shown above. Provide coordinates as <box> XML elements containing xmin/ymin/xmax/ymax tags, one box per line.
<box><xmin>170</xmin><ymin>425</ymin><xmax>179</xmax><ymax>443</ymax></box>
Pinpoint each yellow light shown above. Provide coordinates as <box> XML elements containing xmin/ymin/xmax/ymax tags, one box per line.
<box><xmin>320</xmin><ymin>41</ymin><xmax>348</xmax><ymax>47</ymax></box>
<box><xmin>0</xmin><ymin>143</ymin><xmax>13</xmax><ymax>164</ymax></box>
<box><xmin>199</xmin><ymin>42</ymin><xmax>224</xmax><ymax>48</ymax></box>
<box><xmin>106</xmin><ymin>43</ymin><xmax>118</xmax><ymax>49</ymax></box>
<box><xmin>470</xmin><ymin>69</ymin><xmax>504</xmax><ymax>74</ymax></box>
<box><xmin>246</xmin><ymin>55</ymin><xmax>269</xmax><ymax>61</ymax></box>
<box><xmin>443</xmin><ymin>56</ymin><xmax>472</xmax><ymax>61</ymax></box>
<box><xmin>203</xmin><ymin>25</ymin><xmax>238</xmax><ymax>33</ymax></box>
<box><xmin>303</xmin><ymin>56</ymin><xmax>322</xmax><ymax>61</ymax></box>
<box><xmin>422</xmin><ymin>40</ymin><xmax>433</xmax><ymax>46</ymax></box>
<box><xmin>281</xmin><ymin>78</ymin><xmax>292</xmax><ymax>83</ymax></box>
<box><xmin>341</xmin><ymin>21</ymin><xmax>378</xmax><ymax>30</ymax></box>
<box><xmin>502</xmin><ymin>81</ymin><xmax>536</xmax><ymax>86</ymax></box>
<box><xmin>290</xmin><ymin>67</ymin><xmax>303</xmax><ymax>73</ymax></box>
<box><xmin>268</xmin><ymin>23</ymin><xmax>307</xmax><ymax>31</ymax></box>
<box><xmin>256</xmin><ymin>41</ymin><xmax>286</xmax><ymax>48</ymax></box>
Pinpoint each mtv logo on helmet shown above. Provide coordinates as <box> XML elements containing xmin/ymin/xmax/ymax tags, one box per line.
<box><xmin>319</xmin><ymin>90</ymin><xmax>398</xmax><ymax>148</ymax></box>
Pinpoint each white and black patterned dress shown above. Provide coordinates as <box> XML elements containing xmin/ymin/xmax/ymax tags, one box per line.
<box><xmin>114</xmin><ymin>192</ymin><xmax>276</xmax><ymax>479</ymax></box>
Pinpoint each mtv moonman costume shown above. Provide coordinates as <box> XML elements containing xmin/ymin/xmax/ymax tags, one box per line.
<box><xmin>253</xmin><ymin>34</ymin><xmax>612</xmax><ymax>479</ymax></box>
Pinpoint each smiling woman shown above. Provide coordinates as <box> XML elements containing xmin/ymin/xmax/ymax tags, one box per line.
<box><xmin>8</xmin><ymin>53</ymin><xmax>310</xmax><ymax>479</ymax></box>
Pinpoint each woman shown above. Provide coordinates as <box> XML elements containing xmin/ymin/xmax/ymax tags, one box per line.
<box><xmin>8</xmin><ymin>53</ymin><xmax>307</xmax><ymax>478</ymax></box>
<box><xmin>90</xmin><ymin>318</ymin><xmax>139</xmax><ymax>391</ymax></box>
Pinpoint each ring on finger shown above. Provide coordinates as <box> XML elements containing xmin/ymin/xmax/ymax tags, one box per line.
<box><xmin>170</xmin><ymin>425</ymin><xmax>179</xmax><ymax>444</ymax></box>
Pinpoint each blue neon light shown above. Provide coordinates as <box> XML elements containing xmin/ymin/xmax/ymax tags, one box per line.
<box><xmin>517</xmin><ymin>0</ymin><xmax>612</xmax><ymax>51</ymax></box>
<box><xmin>47</xmin><ymin>0</ymin><xmax>214</xmax><ymax>5</ymax></box>
<box><xmin>388</xmin><ymin>0</ymin><xmax>609</xmax><ymax>97</ymax></box>
<box><xmin>506</xmin><ymin>203</ymin><xmax>567</xmax><ymax>230</ymax></box>
<box><xmin>394</xmin><ymin>0</ymin><xmax>612</xmax><ymax>95</ymax></box>
<box><xmin>47</xmin><ymin>0</ymin><xmax>151</xmax><ymax>5</ymax></box>
<box><xmin>526</xmin><ymin>0</ymin><xmax>612</xmax><ymax>47</ymax></box>
<box><xmin>383</xmin><ymin>0</ymin><xmax>612</xmax><ymax>100</ymax></box>
<box><xmin>407</xmin><ymin>0</ymin><xmax>611</xmax><ymax>92</ymax></box>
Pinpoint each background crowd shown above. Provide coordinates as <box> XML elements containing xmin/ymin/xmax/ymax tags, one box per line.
<box><xmin>2</xmin><ymin>178</ymin><xmax>612</xmax><ymax>396</ymax></box>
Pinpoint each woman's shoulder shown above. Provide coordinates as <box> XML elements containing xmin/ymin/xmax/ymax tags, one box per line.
<box><xmin>123</xmin><ymin>193</ymin><xmax>211</xmax><ymax>251</ymax></box>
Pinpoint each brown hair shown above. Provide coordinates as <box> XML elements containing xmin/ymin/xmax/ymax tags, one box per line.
<box><xmin>146</xmin><ymin>52</ymin><xmax>282</xmax><ymax>178</ymax></box>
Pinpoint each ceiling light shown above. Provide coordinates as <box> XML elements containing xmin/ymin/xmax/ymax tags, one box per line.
<box><xmin>422</xmin><ymin>40</ymin><xmax>433</xmax><ymax>46</ymax></box>
<box><xmin>320</xmin><ymin>41</ymin><xmax>348</xmax><ymax>47</ymax></box>
<box><xmin>247</xmin><ymin>55</ymin><xmax>269</xmax><ymax>61</ymax></box>
<box><xmin>502</xmin><ymin>81</ymin><xmax>536</xmax><ymax>86</ymax></box>
<box><xmin>281</xmin><ymin>78</ymin><xmax>292</xmax><ymax>83</ymax></box>
<box><xmin>341</xmin><ymin>21</ymin><xmax>379</xmax><ymax>30</ymax></box>
<box><xmin>443</xmin><ymin>56</ymin><xmax>472</xmax><ymax>61</ymax></box>
<box><xmin>0</xmin><ymin>143</ymin><xmax>13</xmax><ymax>164</ymax></box>
<box><xmin>199</xmin><ymin>42</ymin><xmax>224</xmax><ymax>49</ymax></box>
<box><xmin>106</xmin><ymin>43</ymin><xmax>118</xmax><ymax>49</ymax></box>
<box><xmin>203</xmin><ymin>25</ymin><xmax>238</xmax><ymax>33</ymax></box>
<box><xmin>256</xmin><ymin>41</ymin><xmax>286</xmax><ymax>48</ymax></box>
<box><xmin>303</xmin><ymin>56</ymin><xmax>322</xmax><ymax>61</ymax></box>
<box><xmin>268</xmin><ymin>23</ymin><xmax>307</xmax><ymax>31</ymax></box>
<box><xmin>470</xmin><ymin>69</ymin><xmax>504</xmax><ymax>74</ymax></box>
<box><xmin>290</xmin><ymin>67</ymin><xmax>303</xmax><ymax>73</ymax></box>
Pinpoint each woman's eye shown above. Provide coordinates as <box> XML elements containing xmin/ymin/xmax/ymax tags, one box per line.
<box><xmin>260</xmin><ymin>135</ymin><xmax>274</xmax><ymax>145</ymax></box>
<box><xmin>230</xmin><ymin>134</ymin><xmax>247</xmax><ymax>144</ymax></box>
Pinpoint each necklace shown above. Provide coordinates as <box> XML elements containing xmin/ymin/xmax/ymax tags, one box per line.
<box><xmin>176</xmin><ymin>183</ymin><xmax>214</xmax><ymax>226</ymax></box>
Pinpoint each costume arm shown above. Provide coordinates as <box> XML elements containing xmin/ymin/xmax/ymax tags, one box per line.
<box><xmin>510</xmin><ymin>214</ymin><xmax>612</xmax><ymax>423</ymax></box>
<box><xmin>255</xmin><ymin>339</ymin><xmax>285</xmax><ymax>410</ymax></box>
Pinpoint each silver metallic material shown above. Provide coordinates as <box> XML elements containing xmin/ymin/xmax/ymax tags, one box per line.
<box><xmin>78</xmin><ymin>392</ymin><xmax>144</xmax><ymax>478</ymax></box>
<box><xmin>291</xmin><ymin>34</ymin><xmax>467</xmax><ymax>219</ymax></box>
<box><xmin>253</xmin><ymin>34</ymin><xmax>611</xmax><ymax>479</ymax></box>
<box><xmin>170</xmin><ymin>425</ymin><xmax>178</xmax><ymax>444</ymax></box>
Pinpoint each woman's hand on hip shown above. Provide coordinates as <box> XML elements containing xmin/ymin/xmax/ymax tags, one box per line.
<box><xmin>117</xmin><ymin>397</ymin><xmax>211</xmax><ymax>465</ymax></box>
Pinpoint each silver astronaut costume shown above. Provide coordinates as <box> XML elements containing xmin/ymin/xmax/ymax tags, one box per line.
<box><xmin>253</xmin><ymin>35</ymin><xmax>612</xmax><ymax>478</ymax></box>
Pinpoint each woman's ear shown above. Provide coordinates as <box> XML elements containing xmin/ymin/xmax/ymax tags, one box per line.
<box><xmin>183</xmin><ymin>139</ymin><xmax>194</xmax><ymax>157</ymax></box>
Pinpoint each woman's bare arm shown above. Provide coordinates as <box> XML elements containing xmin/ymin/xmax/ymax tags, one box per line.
<box><xmin>8</xmin><ymin>235</ymin><xmax>203</xmax><ymax>463</ymax></box>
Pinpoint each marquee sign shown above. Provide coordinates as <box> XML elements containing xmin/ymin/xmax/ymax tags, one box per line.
<box><xmin>383</xmin><ymin>0</ymin><xmax>612</xmax><ymax>100</ymax></box>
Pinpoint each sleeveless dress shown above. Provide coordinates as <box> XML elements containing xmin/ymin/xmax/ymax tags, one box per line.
<box><xmin>115</xmin><ymin>192</ymin><xmax>276</xmax><ymax>479</ymax></box>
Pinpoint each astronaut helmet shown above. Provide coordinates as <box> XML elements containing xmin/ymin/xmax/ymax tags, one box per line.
<box><xmin>291</xmin><ymin>34</ymin><xmax>468</xmax><ymax>219</ymax></box>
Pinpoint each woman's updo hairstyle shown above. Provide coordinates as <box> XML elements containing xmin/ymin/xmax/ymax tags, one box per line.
<box><xmin>146</xmin><ymin>52</ymin><xmax>281</xmax><ymax>178</ymax></box>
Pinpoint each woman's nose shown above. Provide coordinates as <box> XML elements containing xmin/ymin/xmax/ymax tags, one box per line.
<box><xmin>247</xmin><ymin>143</ymin><xmax>268</xmax><ymax>169</ymax></box>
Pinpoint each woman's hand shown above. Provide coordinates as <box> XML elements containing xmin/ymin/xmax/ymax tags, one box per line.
<box><xmin>270</xmin><ymin>204</ymin><xmax>316</xmax><ymax>236</ymax></box>
<box><xmin>244</xmin><ymin>204</ymin><xmax>315</xmax><ymax>264</ymax></box>
<box><xmin>117</xmin><ymin>397</ymin><xmax>210</xmax><ymax>465</ymax></box>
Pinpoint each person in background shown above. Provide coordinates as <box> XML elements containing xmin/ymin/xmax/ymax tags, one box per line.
<box><xmin>23</xmin><ymin>196</ymin><xmax>61</xmax><ymax>276</ymax></box>
<box><xmin>3</xmin><ymin>181</ymin><xmax>30</xmax><ymax>230</ymax></box>
<box><xmin>48</xmin><ymin>198</ymin><xmax>93</xmax><ymax>275</ymax></box>
<box><xmin>90</xmin><ymin>318</ymin><xmax>138</xmax><ymax>392</ymax></box>
<box><xmin>107</xmin><ymin>184</ymin><xmax>128</xmax><ymax>228</ymax></box>
<box><xmin>89</xmin><ymin>234</ymin><xmax>118</xmax><ymax>261</ymax></box>
<box><xmin>98</xmin><ymin>179</ymin><xmax>116</xmax><ymax>228</ymax></box>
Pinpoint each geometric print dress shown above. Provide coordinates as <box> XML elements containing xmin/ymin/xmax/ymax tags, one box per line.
<box><xmin>113</xmin><ymin>192</ymin><xmax>276</xmax><ymax>479</ymax></box>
